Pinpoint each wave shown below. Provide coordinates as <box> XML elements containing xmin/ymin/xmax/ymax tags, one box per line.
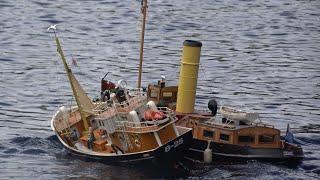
<box><xmin>0</xmin><ymin>136</ymin><xmax>63</xmax><ymax>156</ymax></box>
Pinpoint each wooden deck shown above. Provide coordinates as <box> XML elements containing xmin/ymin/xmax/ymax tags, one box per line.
<box><xmin>54</xmin><ymin>110</ymin><xmax>81</xmax><ymax>132</ymax></box>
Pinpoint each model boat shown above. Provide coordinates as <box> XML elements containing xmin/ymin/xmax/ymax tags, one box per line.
<box><xmin>186</xmin><ymin>108</ymin><xmax>304</xmax><ymax>163</ymax></box>
<box><xmin>48</xmin><ymin>0</ymin><xmax>192</xmax><ymax>164</ymax></box>
<box><xmin>147</xmin><ymin>40</ymin><xmax>304</xmax><ymax>163</ymax></box>
<box><xmin>49</xmin><ymin>35</ymin><xmax>192</xmax><ymax>164</ymax></box>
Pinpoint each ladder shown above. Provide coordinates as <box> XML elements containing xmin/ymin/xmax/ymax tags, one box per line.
<box><xmin>112</xmin><ymin>102</ymin><xmax>133</xmax><ymax>150</ymax></box>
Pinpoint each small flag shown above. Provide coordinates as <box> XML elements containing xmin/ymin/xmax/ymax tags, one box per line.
<box><xmin>71</xmin><ymin>55</ymin><xmax>78</xmax><ymax>67</ymax></box>
<box><xmin>285</xmin><ymin>124</ymin><xmax>294</xmax><ymax>143</ymax></box>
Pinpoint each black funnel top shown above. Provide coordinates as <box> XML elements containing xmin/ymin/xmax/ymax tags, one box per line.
<box><xmin>183</xmin><ymin>40</ymin><xmax>202</xmax><ymax>47</ymax></box>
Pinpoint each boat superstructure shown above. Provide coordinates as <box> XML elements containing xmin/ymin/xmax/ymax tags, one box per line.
<box><xmin>179</xmin><ymin>110</ymin><xmax>303</xmax><ymax>162</ymax></box>
<box><xmin>50</xmin><ymin>34</ymin><xmax>192</xmax><ymax>163</ymax></box>
<box><xmin>146</xmin><ymin>41</ymin><xmax>304</xmax><ymax>163</ymax></box>
<box><xmin>49</xmin><ymin>0</ymin><xmax>192</xmax><ymax>164</ymax></box>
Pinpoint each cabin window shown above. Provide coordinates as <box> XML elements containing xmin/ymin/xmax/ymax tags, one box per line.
<box><xmin>162</xmin><ymin>92</ymin><xmax>172</xmax><ymax>97</ymax></box>
<box><xmin>220</xmin><ymin>133</ymin><xmax>230</xmax><ymax>141</ymax></box>
<box><xmin>259</xmin><ymin>135</ymin><xmax>275</xmax><ymax>143</ymax></box>
<box><xmin>150</xmin><ymin>90</ymin><xmax>159</xmax><ymax>98</ymax></box>
<box><xmin>238</xmin><ymin>135</ymin><xmax>255</xmax><ymax>143</ymax></box>
<box><xmin>101</xmin><ymin>121</ymin><xmax>105</xmax><ymax>126</ymax></box>
<box><xmin>98</xmin><ymin>121</ymin><xmax>101</xmax><ymax>126</ymax></box>
<box><xmin>203</xmin><ymin>130</ymin><xmax>214</xmax><ymax>138</ymax></box>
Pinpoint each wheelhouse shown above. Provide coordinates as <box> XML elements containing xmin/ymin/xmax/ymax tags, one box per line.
<box><xmin>147</xmin><ymin>81</ymin><xmax>178</xmax><ymax>109</ymax></box>
<box><xmin>191</xmin><ymin>120</ymin><xmax>281</xmax><ymax>148</ymax></box>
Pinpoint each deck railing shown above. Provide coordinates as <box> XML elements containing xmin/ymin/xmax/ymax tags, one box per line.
<box><xmin>115</xmin><ymin>107</ymin><xmax>175</xmax><ymax>129</ymax></box>
<box><xmin>92</xmin><ymin>89</ymin><xmax>147</xmax><ymax>118</ymax></box>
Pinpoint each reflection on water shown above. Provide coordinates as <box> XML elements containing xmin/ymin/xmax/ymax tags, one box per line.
<box><xmin>0</xmin><ymin>0</ymin><xmax>319</xmax><ymax>179</ymax></box>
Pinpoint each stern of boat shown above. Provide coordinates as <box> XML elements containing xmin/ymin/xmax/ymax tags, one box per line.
<box><xmin>282</xmin><ymin>141</ymin><xmax>304</xmax><ymax>161</ymax></box>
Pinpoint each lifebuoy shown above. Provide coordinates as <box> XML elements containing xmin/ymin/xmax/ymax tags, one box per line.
<box><xmin>153</xmin><ymin>111</ymin><xmax>165</xmax><ymax>119</ymax></box>
<box><xmin>117</xmin><ymin>79</ymin><xmax>127</xmax><ymax>89</ymax></box>
<box><xmin>144</xmin><ymin>110</ymin><xmax>153</xmax><ymax>120</ymax></box>
<box><xmin>144</xmin><ymin>110</ymin><xmax>165</xmax><ymax>120</ymax></box>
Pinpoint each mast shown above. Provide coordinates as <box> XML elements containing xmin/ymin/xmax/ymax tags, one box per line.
<box><xmin>51</xmin><ymin>28</ymin><xmax>94</xmax><ymax>131</ymax></box>
<box><xmin>137</xmin><ymin>0</ymin><xmax>148</xmax><ymax>89</ymax></box>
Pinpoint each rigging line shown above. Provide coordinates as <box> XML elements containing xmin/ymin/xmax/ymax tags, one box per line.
<box><xmin>199</xmin><ymin>61</ymin><xmax>244</xmax><ymax>108</ymax></box>
<box><xmin>68</xmin><ymin>94</ymin><xmax>75</xmax><ymax>111</ymax></box>
<box><xmin>74</xmin><ymin>58</ymin><xmax>102</xmax><ymax>85</ymax></box>
<box><xmin>168</xmin><ymin>62</ymin><xmax>180</xmax><ymax>83</ymax></box>
<box><xmin>199</xmin><ymin>62</ymin><xmax>216</xmax><ymax>98</ymax></box>
<box><xmin>154</xmin><ymin>65</ymin><xmax>179</xmax><ymax>86</ymax></box>
<box><xmin>118</xmin><ymin>45</ymin><xmax>130</xmax><ymax>84</ymax></box>
<box><xmin>49</xmin><ymin>32</ymin><xmax>66</xmax><ymax>111</ymax></box>
<box><xmin>68</xmin><ymin>50</ymin><xmax>102</xmax><ymax>98</ymax></box>
<box><xmin>53</xmin><ymin>31</ymin><xmax>85</xmax><ymax>108</ymax></box>
<box><xmin>54</xmin><ymin>57</ymin><xmax>64</xmax><ymax>108</ymax></box>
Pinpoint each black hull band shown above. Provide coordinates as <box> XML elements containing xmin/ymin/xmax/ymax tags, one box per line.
<box><xmin>187</xmin><ymin>139</ymin><xmax>303</xmax><ymax>163</ymax></box>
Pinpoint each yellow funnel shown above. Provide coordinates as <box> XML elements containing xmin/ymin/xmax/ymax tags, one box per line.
<box><xmin>176</xmin><ymin>40</ymin><xmax>202</xmax><ymax>113</ymax></box>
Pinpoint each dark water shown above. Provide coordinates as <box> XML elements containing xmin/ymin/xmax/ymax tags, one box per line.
<box><xmin>0</xmin><ymin>0</ymin><xmax>319</xmax><ymax>179</ymax></box>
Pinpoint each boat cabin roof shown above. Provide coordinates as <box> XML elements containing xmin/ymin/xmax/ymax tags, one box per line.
<box><xmin>197</xmin><ymin>118</ymin><xmax>278</xmax><ymax>133</ymax></box>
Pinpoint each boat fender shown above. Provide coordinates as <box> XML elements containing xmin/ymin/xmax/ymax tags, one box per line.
<box><xmin>129</xmin><ymin>110</ymin><xmax>141</xmax><ymax>127</ymax></box>
<box><xmin>204</xmin><ymin>140</ymin><xmax>212</xmax><ymax>164</ymax></box>
<box><xmin>144</xmin><ymin>110</ymin><xmax>165</xmax><ymax>120</ymax></box>
<box><xmin>153</xmin><ymin>111</ymin><xmax>165</xmax><ymax>120</ymax></box>
<box><xmin>208</xmin><ymin>99</ymin><xmax>218</xmax><ymax>116</ymax></box>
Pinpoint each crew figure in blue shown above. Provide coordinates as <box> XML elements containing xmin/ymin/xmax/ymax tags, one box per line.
<box><xmin>87</xmin><ymin>127</ymin><xmax>96</xmax><ymax>150</ymax></box>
